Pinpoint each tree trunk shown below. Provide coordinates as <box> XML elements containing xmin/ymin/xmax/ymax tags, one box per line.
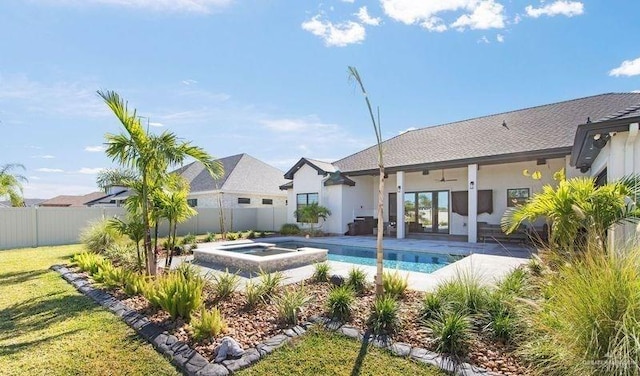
<box><xmin>142</xmin><ymin>171</ymin><xmax>156</xmax><ymax>276</ymax></box>
<box><xmin>135</xmin><ymin>242</ymin><xmax>142</xmax><ymax>273</ymax></box>
<box><xmin>375</xmin><ymin>165</ymin><xmax>385</xmax><ymax>296</ymax></box>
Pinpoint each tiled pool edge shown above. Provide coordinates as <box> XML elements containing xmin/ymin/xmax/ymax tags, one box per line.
<box><xmin>51</xmin><ymin>264</ymin><xmax>490</xmax><ymax>376</ymax></box>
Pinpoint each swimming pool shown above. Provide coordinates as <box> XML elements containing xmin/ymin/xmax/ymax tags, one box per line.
<box><xmin>274</xmin><ymin>241</ymin><xmax>460</xmax><ymax>274</ymax></box>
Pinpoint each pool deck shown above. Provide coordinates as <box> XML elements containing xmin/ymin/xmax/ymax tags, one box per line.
<box><xmin>167</xmin><ymin>235</ymin><xmax>533</xmax><ymax>292</ymax></box>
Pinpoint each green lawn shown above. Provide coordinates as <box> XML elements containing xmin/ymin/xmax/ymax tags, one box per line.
<box><xmin>0</xmin><ymin>245</ymin><xmax>180</xmax><ymax>376</ymax></box>
<box><xmin>237</xmin><ymin>328</ymin><xmax>447</xmax><ymax>376</ymax></box>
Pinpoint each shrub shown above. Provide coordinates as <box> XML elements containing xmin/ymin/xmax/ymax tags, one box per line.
<box><xmin>369</xmin><ymin>295</ymin><xmax>400</xmax><ymax>334</ymax></box>
<box><xmin>383</xmin><ymin>270</ymin><xmax>408</xmax><ymax>299</ymax></box>
<box><xmin>435</xmin><ymin>269</ymin><xmax>489</xmax><ymax>314</ymax></box>
<box><xmin>204</xmin><ymin>232</ymin><xmax>216</xmax><ymax>242</ymax></box>
<box><xmin>182</xmin><ymin>233</ymin><xmax>197</xmax><ymax>246</ymax></box>
<box><xmin>327</xmin><ymin>285</ymin><xmax>355</xmax><ymax>321</ymax></box>
<box><xmin>520</xmin><ymin>248</ymin><xmax>640</xmax><ymax>376</ymax></box>
<box><xmin>496</xmin><ymin>267</ymin><xmax>528</xmax><ymax>297</ymax></box>
<box><xmin>244</xmin><ymin>280</ymin><xmax>265</xmax><ymax>309</ymax></box>
<box><xmin>192</xmin><ymin>307</ymin><xmax>227</xmax><ymax>341</ymax></box>
<box><xmin>312</xmin><ymin>262</ymin><xmax>331</xmax><ymax>283</ymax></box>
<box><xmin>421</xmin><ymin>293</ymin><xmax>445</xmax><ymax>321</ymax></box>
<box><xmin>145</xmin><ymin>272</ymin><xmax>204</xmax><ymax>321</ymax></box>
<box><xmin>246</xmin><ymin>230</ymin><xmax>256</xmax><ymax>239</ymax></box>
<box><xmin>258</xmin><ymin>270</ymin><xmax>286</xmax><ymax>300</ymax></box>
<box><xmin>526</xmin><ymin>255</ymin><xmax>545</xmax><ymax>277</ymax></box>
<box><xmin>122</xmin><ymin>271</ymin><xmax>147</xmax><ymax>296</ymax></box>
<box><xmin>104</xmin><ymin>243</ymin><xmax>140</xmax><ymax>271</ymax></box>
<box><xmin>279</xmin><ymin>223</ymin><xmax>300</xmax><ymax>235</ymax></box>
<box><xmin>257</xmin><ymin>231</ymin><xmax>265</xmax><ymax>238</ymax></box>
<box><xmin>73</xmin><ymin>252</ymin><xmax>107</xmax><ymax>275</ymax></box>
<box><xmin>92</xmin><ymin>261</ymin><xmax>121</xmax><ymax>289</ymax></box>
<box><xmin>346</xmin><ymin>267</ymin><xmax>368</xmax><ymax>294</ymax></box>
<box><xmin>272</xmin><ymin>286</ymin><xmax>312</xmax><ymax>325</ymax></box>
<box><xmin>79</xmin><ymin>219</ymin><xmax>123</xmax><ymax>253</ymax></box>
<box><xmin>226</xmin><ymin>232</ymin><xmax>238</xmax><ymax>241</ymax></box>
<box><xmin>175</xmin><ymin>263</ymin><xmax>203</xmax><ymax>282</ymax></box>
<box><xmin>428</xmin><ymin>310</ymin><xmax>472</xmax><ymax>356</ymax></box>
<box><xmin>209</xmin><ymin>269</ymin><xmax>240</xmax><ymax>300</ymax></box>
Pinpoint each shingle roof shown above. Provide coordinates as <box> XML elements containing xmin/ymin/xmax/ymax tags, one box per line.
<box><xmin>174</xmin><ymin>153</ymin><xmax>288</xmax><ymax>194</ymax></box>
<box><xmin>283</xmin><ymin>157</ymin><xmax>337</xmax><ymax>180</ymax></box>
<box><xmin>334</xmin><ymin>93</ymin><xmax>640</xmax><ymax>174</ymax></box>
<box><xmin>39</xmin><ymin>192</ymin><xmax>107</xmax><ymax>207</ymax></box>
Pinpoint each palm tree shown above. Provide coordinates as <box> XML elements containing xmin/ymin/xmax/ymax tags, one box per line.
<box><xmin>348</xmin><ymin>66</ymin><xmax>386</xmax><ymax>297</ymax></box>
<box><xmin>98</xmin><ymin>90</ymin><xmax>223</xmax><ymax>275</ymax></box>
<box><xmin>294</xmin><ymin>202</ymin><xmax>331</xmax><ymax>235</ymax></box>
<box><xmin>501</xmin><ymin>172</ymin><xmax>640</xmax><ymax>255</ymax></box>
<box><xmin>157</xmin><ymin>174</ymin><xmax>197</xmax><ymax>268</ymax></box>
<box><xmin>108</xmin><ymin>215</ymin><xmax>145</xmax><ymax>272</ymax></box>
<box><xmin>96</xmin><ymin>168</ymin><xmax>139</xmax><ymax>192</ymax></box>
<box><xmin>0</xmin><ymin>163</ymin><xmax>27</xmax><ymax>207</ymax></box>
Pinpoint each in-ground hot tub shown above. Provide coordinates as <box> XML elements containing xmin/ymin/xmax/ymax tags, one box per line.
<box><xmin>193</xmin><ymin>241</ymin><xmax>328</xmax><ymax>274</ymax></box>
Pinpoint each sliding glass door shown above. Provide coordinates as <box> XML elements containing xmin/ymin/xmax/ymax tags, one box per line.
<box><xmin>402</xmin><ymin>191</ymin><xmax>449</xmax><ymax>234</ymax></box>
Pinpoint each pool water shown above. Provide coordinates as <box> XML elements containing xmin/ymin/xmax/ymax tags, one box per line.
<box><xmin>275</xmin><ymin>241</ymin><xmax>460</xmax><ymax>274</ymax></box>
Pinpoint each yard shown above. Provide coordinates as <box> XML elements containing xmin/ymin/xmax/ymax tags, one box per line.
<box><xmin>0</xmin><ymin>244</ymin><xmax>446</xmax><ymax>375</ymax></box>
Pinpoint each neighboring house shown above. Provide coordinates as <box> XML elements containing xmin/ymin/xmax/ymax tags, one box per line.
<box><xmin>39</xmin><ymin>192</ymin><xmax>107</xmax><ymax>207</ymax></box>
<box><xmin>174</xmin><ymin>153</ymin><xmax>289</xmax><ymax>208</ymax></box>
<box><xmin>85</xmin><ymin>186</ymin><xmax>131</xmax><ymax>207</ymax></box>
<box><xmin>0</xmin><ymin>199</ymin><xmax>45</xmax><ymax>208</ymax></box>
<box><xmin>282</xmin><ymin>92</ymin><xmax>640</xmax><ymax>244</ymax></box>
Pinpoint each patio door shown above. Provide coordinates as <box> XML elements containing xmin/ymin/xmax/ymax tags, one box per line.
<box><xmin>403</xmin><ymin>191</ymin><xmax>449</xmax><ymax>234</ymax></box>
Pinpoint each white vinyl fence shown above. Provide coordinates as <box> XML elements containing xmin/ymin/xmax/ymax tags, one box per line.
<box><xmin>0</xmin><ymin>207</ymin><xmax>288</xmax><ymax>250</ymax></box>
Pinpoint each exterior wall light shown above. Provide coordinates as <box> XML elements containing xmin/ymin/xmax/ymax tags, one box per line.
<box><xmin>469</xmin><ymin>181</ymin><xmax>475</xmax><ymax>190</ymax></box>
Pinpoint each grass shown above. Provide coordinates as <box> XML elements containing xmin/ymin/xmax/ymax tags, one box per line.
<box><xmin>0</xmin><ymin>245</ymin><xmax>180</xmax><ymax>376</ymax></box>
<box><xmin>237</xmin><ymin>327</ymin><xmax>447</xmax><ymax>376</ymax></box>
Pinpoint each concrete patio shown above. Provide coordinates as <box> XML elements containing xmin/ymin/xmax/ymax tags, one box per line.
<box><xmin>168</xmin><ymin>235</ymin><xmax>533</xmax><ymax>292</ymax></box>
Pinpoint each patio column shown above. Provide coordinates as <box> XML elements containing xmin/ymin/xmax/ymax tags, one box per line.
<box><xmin>396</xmin><ymin>171</ymin><xmax>405</xmax><ymax>239</ymax></box>
<box><xmin>468</xmin><ymin>164</ymin><xmax>478</xmax><ymax>243</ymax></box>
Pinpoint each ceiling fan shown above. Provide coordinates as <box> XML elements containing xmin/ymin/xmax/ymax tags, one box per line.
<box><xmin>436</xmin><ymin>169</ymin><xmax>457</xmax><ymax>182</ymax></box>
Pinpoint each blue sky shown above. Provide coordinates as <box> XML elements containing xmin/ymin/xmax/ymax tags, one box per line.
<box><xmin>1</xmin><ymin>0</ymin><xmax>639</xmax><ymax>199</ymax></box>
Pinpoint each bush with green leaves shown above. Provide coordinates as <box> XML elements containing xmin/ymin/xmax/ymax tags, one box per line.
<box><xmin>421</xmin><ymin>293</ymin><xmax>445</xmax><ymax>321</ymax></box>
<box><xmin>192</xmin><ymin>307</ymin><xmax>227</xmax><ymax>341</ymax></box>
<box><xmin>520</xmin><ymin>247</ymin><xmax>640</xmax><ymax>376</ymax></box>
<box><xmin>434</xmin><ymin>269</ymin><xmax>489</xmax><ymax>314</ymax></box>
<box><xmin>122</xmin><ymin>270</ymin><xmax>147</xmax><ymax>296</ymax></box>
<box><xmin>209</xmin><ymin>269</ymin><xmax>240</xmax><ymax>300</ymax></box>
<box><xmin>428</xmin><ymin>310</ymin><xmax>472</xmax><ymax>356</ymax></box>
<box><xmin>103</xmin><ymin>243</ymin><xmax>140</xmax><ymax>271</ymax></box>
<box><xmin>92</xmin><ymin>260</ymin><xmax>120</xmax><ymax>288</ymax></box>
<box><xmin>272</xmin><ymin>286</ymin><xmax>312</xmax><ymax>325</ymax></box>
<box><xmin>279</xmin><ymin>223</ymin><xmax>300</xmax><ymax>235</ymax></box>
<box><xmin>204</xmin><ymin>232</ymin><xmax>217</xmax><ymax>242</ymax></box>
<box><xmin>496</xmin><ymin>267</ymin><xmax>529</xmax><ymax>297</ymax></box>
<box><xmin>369</xmin><ymin>295</ymin><xmax>400</xmax><ymax>334</ymax></box>
<box><xmin>73</xmin><ymin>252</ymin><xmax>108</xmax><ymax>275</ymax></box>
<box><xmin>327</xmin><ymin>285</ymin><xmax>355</xmax><ymax>321</ymax></box>
<box><xmin>312</xmin><ymin>262</ymin><xmax>331</xmax><ymax>283</ymax></box>
<box><xmin>79</xmin><ymin>218</ymin><xmax>123</xmax><ymax>253</ymax></box>
<box><xmin>175</xmin><ymin>263</ymin><xmax>203</xmax><ymax>282</ymax></box>
<box><xmin>258</xmin><ymin>270</ymin><xmax>286</xmax><ymax>300</ymax></box>
<box><xmin>246</xmin><ymin>230</ymin><xmax>256</xmax><ymax>239</ymax></box>
<box><xmin>346</xmin><ymin>267</ymin><xmax>368</xmax><ymax>294</ymax></box>
<box><xmin>144</xmin><ymin>271</ymin><xmax>204</xmax><ymax>321</ymax></box>
<box><xmin>226</xmin><ymin>232</ymin><xmax>238</xmax><ymax>241</ymax></box>
<box><xmin>244</xmin><ymin>280</ymin><xmax>265</xmax><ymax>309</ymax></box>
<box><xmin>383</xmin><ymin>270</ymin><xmax>408</xmax><ymax>299</ymax></box>
<box><xmin>181</xmin><ymin>233</ymin><xmax>197</xmax><ymax>246</ymax></box>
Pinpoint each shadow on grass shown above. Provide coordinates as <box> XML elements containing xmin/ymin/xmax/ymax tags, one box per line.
<box><xmin>0</xmin><ymin>292</ymin><xmax>99</xmax><ymax>336</ymax></box>
<box><xmin>0</xmin><ymin>328</ymin><xmax>82</xmax><ymax>356</ymax></box>
<box><xmin>0</xmin><ymin>269</ymin><xmax>49</xmax><ymax>287</ymax></box>
<box><xmin>350</xmin><ymin>331</ymin><xmax>372</xmax><ymax>376</ymax></box>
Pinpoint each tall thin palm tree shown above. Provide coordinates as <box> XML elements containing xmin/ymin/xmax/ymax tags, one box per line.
<box><xmin>157</xmin><ymin>175</ymin><xmax>197</xmax><ymax>268</ymax></box>
<box><xmin>0</xmin><ymin>163</ymin><xmax>28</xmax><ymax>207</ymax></box>
<box><xmin>98</xmin><ymin>90</ymin><xmax>223</xmax><ymax>275</ymax></box>
<box><xmin>348</xmin><ymin>66</ymin><xmax>386</xmax><ymax>297</ymax></box>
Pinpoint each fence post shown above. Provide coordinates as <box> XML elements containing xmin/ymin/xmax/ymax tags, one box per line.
<box><xmin>32</xmin><ymin>207</ymin><xmax>39</xmax><ymax>248</ymax></box>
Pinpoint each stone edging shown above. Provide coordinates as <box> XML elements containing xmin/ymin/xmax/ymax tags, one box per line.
<box><xmin>51</xmin><ymin>265</ymin><xmax>490</xmax><ymax>376</ymax></box>
<box><xmin>306</xmin><ymin>316</ymin><xmax>491</xmax><ymax>376</ymax></box>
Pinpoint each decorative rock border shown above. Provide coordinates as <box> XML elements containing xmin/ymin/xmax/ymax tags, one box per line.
<box><xmin>52</xmin><ymin>264</ymin><xmax>491</xmax><ymax>376</ymax></box>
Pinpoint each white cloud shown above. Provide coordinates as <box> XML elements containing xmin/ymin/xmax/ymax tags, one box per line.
<box><xmin>29</xmin><ymin>176</ymin><xmax>41</xmax><ymax>180</ymax></box>
<box><xmin>609</xmin><ymin>57</ymin><xmax>640</xmax><ymax>77</ymax></box>
<box><xmin>478</xmin><ymin>36</ymin><xmax>490</xmax><ymax>44</ymax></box>
<box><xmin>149</xmin><ymin>122</ymin><xmax>164</xmax><ymax>127</ymax></box>
<box><xmin>76</xmin><ymin>167</ymin><xmax>105</xmax><ymax>174</ymax></box>
<box><xmin>633</xmin><ymin>90</ymin><xmax>640</xmax><ymax>93</ymax></box>
<box><xmin>36</xmin><ymin>168</ymin><xmax>65</xmax><ymax>173</ymax></box>
<box><xmin>31</xmin><ymin>155</ymin><xmax>55</xmax><ymax>159</ymax></box>
<box><xmin>381</xmin><ymin>0</ymin><xmax>504</xmax><ymax>32</ymax></box>
<box><xmin>356</xmin><ymin>6</ymin><xmax>381</xmax><ymax>26</ymax></box>
<box><xmin>525</xmin><ymin>1</ymin><xmax>584</xmax><ymax>18</ymax></box>
<box><xmin>181</xmin><ymin>79</ymin><xmax>198</xmax><ymax>85</ymax></box>
<box><xmin>399</xmin><ymin>127</ymin><xmax>417</xmax><ymax>134</ymax></box>
<box><xmin>302</xmin><ymin>15</ymin><xmax>366</xmax><ymax>47</ymax></box>
<box><xmin>496</xmin><ymin>33</ymin><xmax>504</xmax><ymax>42</ymax></box>
<box><xmin>85</xmin><ymin>145</ymin><xmax>106</xmax><ymax>152</ymax></box>
<box><xmin>451</xmin><ymin>0</ymin><xmax>505</xmax><ymax>30</ymax></box>
<box><xmin>341</xmin><ymin>0</ymin><xmax>355</xmax><ymax>3</ymax></box>
<box><xmin>38</xmin><ymin>0</ymin><xmax>232</xmax><ymax>14</ymax></box>
<box><xmin>260</xmin><ymin>117</ymin><xmax>338</xmax><ymax>133</ymax></box>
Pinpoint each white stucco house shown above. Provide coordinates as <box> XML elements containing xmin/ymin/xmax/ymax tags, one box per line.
<box><xmin>281</xmin><ymin>93</ymin><xmax>640</xmax><ymax>244</ymax></box>
<box><xmin>90</xmin><ymin>153</ymin><xmax>289</xmax><ymax>209</ymax></box>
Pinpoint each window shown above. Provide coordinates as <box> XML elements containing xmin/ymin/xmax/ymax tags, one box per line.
<box><xmin>296</xmin><ymin>193</ymin><xmax>318</xmax><ymax>222</ymax></box>
<box><xmin>187</xmin><ymin>199</ymin><xmax>197</xmax><ymax>207</ymax></box>
<box><xmin>262</xmin><ymin>198</ymin><xmax>273</xmax><ymax>205</ymax></box>
<box><xmin>507</xmin><ymin>188</ymin><xmax>529</xmax><ymax>207</ymax></box>
<box><xmin>238</xmin><ymin>197</ymin><xmax>250</xmax><ymax>204</ymax></box>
